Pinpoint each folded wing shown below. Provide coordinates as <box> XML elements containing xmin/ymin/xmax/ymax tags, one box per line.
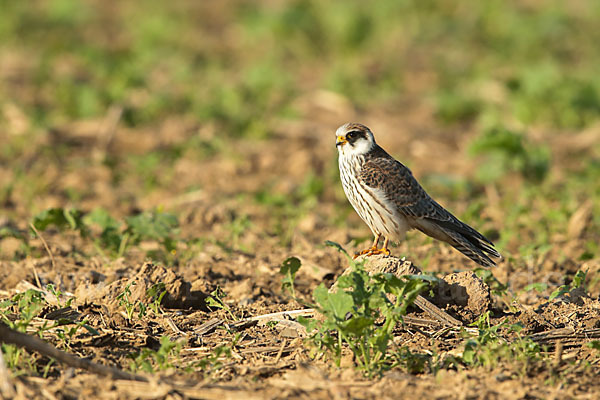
<box><xmin>359</xmin><ymin>148</ymin><xmax>501</xmax><ymax>267</ymax></box>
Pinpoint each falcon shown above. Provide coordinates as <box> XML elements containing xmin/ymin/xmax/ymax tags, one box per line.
<box><xmin>336</xmin><ymin>122</ymin><xmax>501</xmax><ymax>267</ymax></box>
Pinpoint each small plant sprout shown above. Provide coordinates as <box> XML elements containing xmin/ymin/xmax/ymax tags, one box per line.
<box><xmin>116</xmin><ymin>281</ymin><xmax>137</xmax><ymax>320</ymax></box>
<box><xmin>206</xmin><ymin>286</ymin><xmax>237</xmax><ymax>321</ymax></box>
<box><xmin>549</xmin><ymin>269</ymin><xmax>588</xmax><ymax>300</ymax></box>
<box><xmin>128</xmin><ymin>336</ymin><xmax>185</xmax><ymax>373</ymax></box>
<box><xmin>146</xmin><ymin>282</ymin><xmax>167</xmax><ymax>315</ymax></box>
<box><xmin>46</xmin><ymin>284</ymin><xmax>74</xmax><ymax>308</ymax></box>
<box><xmin>280</xmin><ymin>256</ymin><xmax>301</xmax><ymax>298</ymax></box>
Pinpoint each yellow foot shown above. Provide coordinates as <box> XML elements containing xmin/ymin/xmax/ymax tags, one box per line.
<box><xmin>369</xmin><ymin>247</ymin><xmax>391</xmax><ymax>257</ymax></box>
<box><xmin>353</xmin><ymin>246</ymin><xmax>377</xmax><ymax>259</ymax></box>
<box><xmin>353</xmin><ymin>247</ymin><xmax>391</xmax><ymax>259</ymax></box>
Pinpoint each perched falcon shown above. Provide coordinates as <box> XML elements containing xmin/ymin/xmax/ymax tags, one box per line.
<box><xmin>336</xmin><ymin>122</ymin><xmax>501</xmax><ymax>267</ymax></box>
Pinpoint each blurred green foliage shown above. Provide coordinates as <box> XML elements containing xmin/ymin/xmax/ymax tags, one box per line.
<box><xmin>2</xmin><ymin>0</ymin><xmax>600</xmax><ymax>132</ymax></box>
<box><xmin>31</xmin><ymin>207</ymin><xmax>179</xmax><ymax>260</ymax></box>
<box><xmin>469</xmin><ymin>126</ymin><xmax>550</xmax><ymax>183</ymax></box>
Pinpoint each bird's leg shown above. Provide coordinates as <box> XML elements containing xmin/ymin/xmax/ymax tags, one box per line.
<box><xmin>353</xmin><ymin>234</ymin><xmax>381</xmax><ymax>258</ymax></box>
<box><xmin>380</xmin><ymin>237</ymin><xmax>391</xmax><ymax>255</ymax></box>
<box><xmin>371</xmin><ymin>234</ymin><xmax>381</xmax><ymax>250</ymax></box>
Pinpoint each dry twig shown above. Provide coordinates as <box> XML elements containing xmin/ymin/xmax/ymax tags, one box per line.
<box><xmin>0</xmin><ymin>322</ymin><xmax>146</xmax><ymax>382</ymax></box>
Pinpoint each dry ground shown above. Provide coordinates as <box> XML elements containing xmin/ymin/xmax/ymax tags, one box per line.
<box><xmin>2</xmin><ymin>111</ymin><xmax>600</xmax><ymax>399</ymax></box>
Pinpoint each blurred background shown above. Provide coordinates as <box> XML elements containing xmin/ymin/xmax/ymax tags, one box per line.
<box><xmin>1</xmin><ymin>0</ymin><xmax>600</xmax><ymax>297</ymax></box>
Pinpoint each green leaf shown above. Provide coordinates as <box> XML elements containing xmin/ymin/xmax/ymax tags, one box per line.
<box><xmin>343</xmin><ymin>316</ymin><xmax>374</xmax><ymax>336</ymax></box>
<box><xmin>280</xmin><ymin>256</ymin><xmax>301</xmax><ymax>277</ymax></box>
<box><xmin>206</xmin><ymin>296</ymin><xmax>223</xmax><ymax>309</ymax></box>
<box><xmin>297</xmin><ymin>315</ymin><xmax>317</xmax><ymax>331</ymax></box>
<box><xmin>549</xmin><ymin>285</ymin><xmax>568</xmax><ymax>300</ymax></box>
<box><xmin>207</xmin><ymin>287</ymin><xmax>226</xmax><ymax>309</ymax></box>
<box><xmin>587</xmin><ymin>341</ymin><xmax>600</xmax><ymax>351</ymax></box>
<box><xmin>572</xmin><ymin>269</ymin><xmax>587</xmax><ymax>289</ymax></box>
<box><xmin>280</xmin><ymin>256</ymin><xmax>301</xmax><ymax>297</ymax></box>
<box><xmin>312</xmin><ymin>284</ymin><xmax>330</xmax><ymax>309</ymax></box>
<box><xmin>313</xmin><ymin>284</ymin><xmax>354</xmax><ymax>320</ymax></box>
<box><xmin>462</xmin><ymin>340</ymin><xmax>477</xmax><ymax>364</ymax></box>
<box><xmin>125</xmin><ymin>211</ymin><xmax>179</xmax><ymax>241</ymax></box>
<box><xmin>404</xmin><ymin>274</ymin><xmax>438</xmax><ymax>283</ymax></box>
<box><xmin>146</xmin><ymin>282</ymin><xmax>167</xmax><ymax>300</ymax></box>
<box><xmin>509</xmin><ymin>323</ymin><xmax>524</xmax><ymax>333</ymax></box>
<box><xmin>33</xmin><ymin>208</ymin><xmax>86</xmax><ymax>233</ymax></box>
<box><xmin>324</xmin><ymin>240</ymin><xmax>348</xmax><ymax>255</ymax></box>
<box><xmin>82</xmin><ymin>324</ymin><xmax>100</xmax><ymax>336</ymax></box>
<box><xmin>124</xmin><ymin>210</ymin><xmax>179</xmax><ymax>258</ymax></box>
<box><xmin>83</xmin><ymin>208</ymin><xmax>121</xmax><ymax>230</ymax></box>
<box><xmin>524</xmin><ymin>282</ymin><xmax>548</xmax><ymax>292</ymax></box>
<box><xmin>336</xmin><ymin>274</ymin><xmax>356</xmax><ymax>290</ymax></box>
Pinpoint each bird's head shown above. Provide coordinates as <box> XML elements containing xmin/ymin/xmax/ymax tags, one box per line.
<box><xmin>335</xmin><ymin>123</ymin><xmax>376</xmax><ymax>156</ymax></box>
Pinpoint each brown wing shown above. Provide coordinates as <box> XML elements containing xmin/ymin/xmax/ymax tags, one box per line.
<box><xmin>359</xmin><ymin>146</ymin><xmax>500</xmax><ymax>267</ymax></box>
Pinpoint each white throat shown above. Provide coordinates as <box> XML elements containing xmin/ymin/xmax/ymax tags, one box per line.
<box><xmin>337</xmin><ymin>139</ymin><xmax>374</xmax><ymax>157</ymax></box>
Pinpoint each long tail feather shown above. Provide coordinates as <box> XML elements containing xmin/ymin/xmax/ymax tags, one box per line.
<box><xmin>413</xmin><ymin>218</ymin><xmax>501</xmax><ymax>268</ymax></box>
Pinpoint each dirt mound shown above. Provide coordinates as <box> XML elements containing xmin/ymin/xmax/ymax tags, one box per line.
<box><xmin>74</xmin><ymin>262</ymin><xmax>209</xmax><ymax>315</ymax></box>
<box><xmin>435</xmin><ymin>271</ymin><xmax>492</xmax><ymax>323</ymax></box>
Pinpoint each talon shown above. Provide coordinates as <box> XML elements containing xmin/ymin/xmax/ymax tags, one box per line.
<box><xmin>353</xmin><ymin>245</ymin><xmax>378</xmax><ymax>259</ymax></box>
<box><xmin>353</xmin><ymin>246</ymin><xmax>391</xmax><ymax>258</ymax></box>
<box><xmin>353</xmin><ymin>234</ymin><xmax>383</xmax><ymax>259</ymax></box>
<box><xmin>367</xmin><ymin>247</ymin><xmax>391</xmax><ymax>257</ymax></box>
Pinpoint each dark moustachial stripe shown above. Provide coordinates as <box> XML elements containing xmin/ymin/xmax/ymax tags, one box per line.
<box><xmin>345</xmin><ymin>130</ymin><xmax>368</xmax><ymax>145</ymax></box>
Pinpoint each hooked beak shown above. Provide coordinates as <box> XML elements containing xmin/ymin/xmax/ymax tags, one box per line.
<box><xmin>336</xmin><ymin>135</ymin><xmax>347</xmax><ymax>147</ymax></box>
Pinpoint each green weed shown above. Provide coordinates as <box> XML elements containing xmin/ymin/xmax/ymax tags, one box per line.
<box><xmin>193</xmin><ymin>332</ymin><xmax>242</xmax><ymax>377</ymax></box>
<box><xmin>33</xmin><ymin>208</ymin><xmax>87</xmax><ymax>235</ymax></box>
<box><xmin>588</xmin><ymin>341</ymin><xmax>600</xmax><ymax>352</ymax></box>
<box><xmin>116</xmin><ymin>282</ymin><xmax>138</xmax><ymax>321</ymax></box>
<box><xmin>0</xmin><ymin>288</ymin><xmax>97</xmax><ymax>374</ymax></box>
<box><xmin>128</xmin><ymin>336</ymin><xmax>185</xmax><ymax>373</ymax></box>
<box><xmin>294</xmin><ymin>241</ymin><xmax>433</xmax><ymax>377</ymax></box>
<box><xmin>1</xmin><ymin>289</ymin><xmax>46</xmax><ymax>333</ymax></box>
<box><xmin>549</xmin><ymin>269</ymin><xmax>588</xmax><ymax>301</ymax></box>
<box><xmin>460</xmin><ymin>313</ymin><xmax>543</xmax><ymax>373</ymax></box>
<box><xmin>115</xmin><ymin>281</ymin><xmax>168</xmax><ymax>321</ymax></box>
<box><xmin>474</xmin><ymin>268</ymin><xmax>508</xmax><ymax>297</ymax></box>
<box><xmin>125</xmin><ymin>209</ymin><xmax>179</xmax><ymax>261</ymax></box>
<box><xmin>206</xmin><ymin>286</ymin><xmax>237</xmax><ymax>321</ymax></box>
<box><xmin>146</xmin><ymin>282</ymin><xmax>167</xmax><ymax>316</ymax></box>
<box><xmin>280</xmin><ymin>256</ymin><xmax>302</xmax><ymax>298</ymax></box>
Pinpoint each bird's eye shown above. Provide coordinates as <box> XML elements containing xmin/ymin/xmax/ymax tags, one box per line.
<box><xmin>347</xmin><ymin>131</ymin><xmax>359</xmax><ymax>139</ymax></box>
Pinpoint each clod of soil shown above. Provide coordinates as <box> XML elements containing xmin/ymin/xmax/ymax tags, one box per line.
<box><xmin>74</xmin><ymin>262</ymin><xmax>209</xmax><ymax>315</ymax></box>
<box><xmin>360</xmin><ymin>255</ymin><xmax>422</xmax><ymax>276</ymax></box>
<box><xmin>434</xmin><ymin>271</ymin><xmax>492</xmax><ymax>323</ymax></box>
